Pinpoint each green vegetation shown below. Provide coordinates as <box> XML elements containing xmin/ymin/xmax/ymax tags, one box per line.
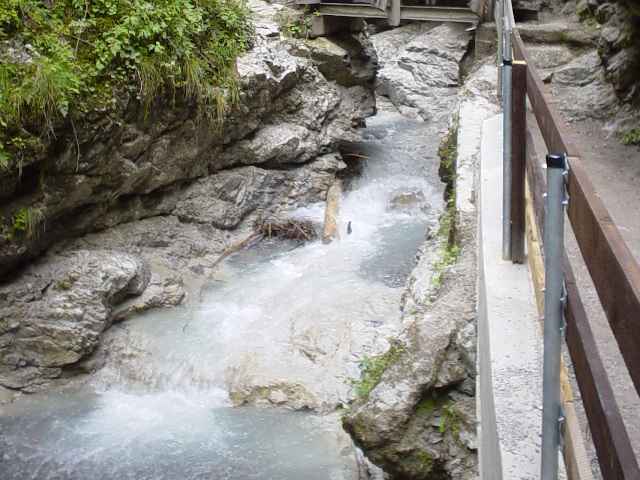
<box><xmin>11</xmin><ymin>205</ymin><xmax>44</xmax><ymax>238</ymax></box>
<box><xmin>0</xmin><ymin>0</ymin><xmax>254</xmax><ymax>169</ymax></box>
<box><xmin>438</xmin><ymin>124</ymin><xmax>458</xmax><ymax>175</ymax></box>
<box><xmin>276</xmin><ymin>9</ymin><xmax>312</xmax><ymax>39</ymax></box>
<box><xmin>624</xmin><ymin>127</ymin><xmax>640</xmax><ymax>145</ymax></box>
<box><xmin>440</xmin><ymin>401</ymin><xmax>460</xmax><ymax>437</ymax></box>
<box><xmin>347</xmin><ymin>341</ymin><xmax>404</xmax><ymax>400</ymax></box>
<box><xmin>431</xmin><ymin>122</ymin><xmax>460</xmax><ymax>292</ymax></box>
<box><xmin>416</xmin><ymin>391</ymin><xmax>460</xmax><ymax>439</ymax></box>
<box><xmin>577</xmin><ymin>2</ymin><xmax>600</xmax><ymax>28</ymax></box>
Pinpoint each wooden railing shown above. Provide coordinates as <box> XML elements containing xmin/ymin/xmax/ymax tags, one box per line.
<box><xmin>501</xmin><ymin>3</ymin><xmax>640</xmax><ymax>478</ymax></box>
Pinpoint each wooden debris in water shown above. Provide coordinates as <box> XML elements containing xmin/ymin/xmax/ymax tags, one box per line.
<box><xmin>258</xmin><ymin>218</ymin><xmax>318</xmax><ymax>241</ymax></box>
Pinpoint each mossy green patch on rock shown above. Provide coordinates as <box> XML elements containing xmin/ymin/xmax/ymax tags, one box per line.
<box><xmin>347</xmin><ymin>340</ymin><xmax>404</xmax><ymax>400</ymax></box>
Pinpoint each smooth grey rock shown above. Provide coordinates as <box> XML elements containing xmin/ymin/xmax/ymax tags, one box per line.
<box><xmin>516</xmin><ymin>22</ymin><xmax>600</xmax><ymax>46</ymax></box>
<box><xmin>0</xmin><ymin>150</ymin><xmax>344</xmax><ymax>390</ymax></box>
<box><xmin>527</xmin><ymin>44</ymin><xmax>574</xmax><ymax>69</ymax></box>
<box><xmin>372</xmin><ymin>23</ymin><xmax>471</xmax><ymax>128</ymax></box>
<box><xmin>174</xmin><ymin>155</ymin><xmax>344</xmax><ymax>228</ymax></box>
<box><xmin>549</xmin><ymin>51</ymin><xmax>618</xmax><ymax>121</ymax></box>
<box><xmin>0</xmin><ymin>384</ymin><xmax>20</xmax><ymax>404</ymax></box>
<box><xmin>301</xmin><ymin>34</ymin><xmax>377</xmax><ymax>87</ymax></box>
<box><xmin>552</xmin><ymin>50</ymin><xmax>602</xmax><ymax>85</ymax></box>
<box><xmin>0</xmin><ymin>250</ymin><xmax>150</xmax><ymax>389</ymax></box>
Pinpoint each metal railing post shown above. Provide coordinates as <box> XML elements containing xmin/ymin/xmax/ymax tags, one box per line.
<box><xmin>502</xmin><ymin>31</ymin><xmax>513</xmax><ymax>261</ymax></box>
<box><xmin>497</xmin><ymin>0</ymin><xmax>504</xmax><ymax>96</ymax></box>
<box><xmin>541</xmin><ymin>152</ymin><xmax>567</xmax><ymax>480</ymax></box>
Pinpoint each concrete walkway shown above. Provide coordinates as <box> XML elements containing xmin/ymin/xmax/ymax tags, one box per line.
<box><xmin>476</xmin><ymin>113</ymin><xmax>546</xmax><ymax>479</ymax></box>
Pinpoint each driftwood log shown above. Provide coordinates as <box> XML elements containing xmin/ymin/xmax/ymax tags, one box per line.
<box><xmin>322</xmin><ymin>179</ymin><xmax>342</xmax><ymax>245</ymax></box>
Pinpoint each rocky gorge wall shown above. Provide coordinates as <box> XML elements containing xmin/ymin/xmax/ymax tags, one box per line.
<box><xmin>342</xmin><ymin>23</ymin><xmax>480</xmax><ymax>480</ymax></box>
<box><xmin>0</xmin><ymin>0</ymin><xmax>377</xmax><ymax>393</ymax></box>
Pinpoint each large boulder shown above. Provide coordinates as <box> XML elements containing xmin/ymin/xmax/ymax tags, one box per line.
<box><xmin>0</xmin><ymin>250</ymin><xmax>156</xmax><ymax>390</ymax></box>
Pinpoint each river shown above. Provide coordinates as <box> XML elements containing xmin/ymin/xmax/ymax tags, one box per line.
<box><xmin>0</xmin><ymin>100</ymin><xmax>446</xmax><ymax>479</ymax></box>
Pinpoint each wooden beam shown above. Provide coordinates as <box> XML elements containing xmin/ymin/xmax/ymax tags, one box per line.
<box><xmin>564</xmin><ymin>254</ymin><xmax>640</xmax><ymax>480</ymax></box>
<box><xmin>389</xmin><ymin>0</ymin><xmax>401</xmax><ymax>26</ymax></box>
<box><xmin>374</xmin><ymin>0</ymin><xmax>388</xmax><ymax>12</ymax></box>
<box><xmin>511</xmin><ymin>61</ymin><xmax>527</xmax><ymax>263</ymax></box>
<box><xmin>317</xmin><ymin>4</ymin><xmax>480</xmax><ymax>22</ymax></box>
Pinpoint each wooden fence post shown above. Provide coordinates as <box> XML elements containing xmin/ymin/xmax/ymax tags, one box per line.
<box><xmin>510</xmin><ymin>60</ymin><xmax>527</xmax><ymax>263</ymax></box>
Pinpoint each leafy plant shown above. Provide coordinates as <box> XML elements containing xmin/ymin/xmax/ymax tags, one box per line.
<box><xmin>577</xmin><ymin>2</ymin><xmax>600</xmax><ymax>28</ymax></box>
<box><xmin>430</xmin><ymin>244</ymin><xmax>459</xmax><ymax>288</ymax></box>
<box><xmin>0</xmin><ymin>0</ymin><xmax>254</xmax><ymax>169</ymax></box>
<box><xmin>276</xmin><ymin>9</ymin><xmax>312</xmax><ymax>39</ymax></box>
<box><xmin>624</xmin><ymin>128</ymin><xmax>640</xmax><ymax>145</ymax></box>
<box><xmin>12</xmin><ymin>206</ymin><xmax>44</xmax><ymax>238</ymax></box>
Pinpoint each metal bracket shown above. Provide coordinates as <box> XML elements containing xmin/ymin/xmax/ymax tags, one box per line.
<box><xmin>558</xmin><ymin>404</ymin><xmax>566</xmax><ymax>451</ymax></box>
<box><xmin>559</xmin><ymin>284</ymin><xmax>568</xmax><ymax>337</ymax></box>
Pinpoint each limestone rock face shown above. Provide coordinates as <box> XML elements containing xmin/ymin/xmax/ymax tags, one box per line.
<box><xmin>372</xmin><ymin>23</ymin><xmax>471</xmax><ymax>128</ymax></box>
<box><xmin>548</xmin><ymin>51</ymin><xmax>618</xmax><ymax>122</ymax></box>
<box><xmin>595</xmin><ymin>0</ymin><xmax>640</xmax><ymax>107</ymax></box>
<box><xmin>514</xmin><ymin>18</ymin><xmax>618</xmax><ymax>123</ymax></box>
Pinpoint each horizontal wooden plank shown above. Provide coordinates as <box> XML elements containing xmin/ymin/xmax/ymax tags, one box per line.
<box><xmin>511</xmin><ymin>29</ymin><xmax>579</xmax><ymax>157</ymax></box>
<box><xmin>317</xmin><ymin>4</ymin><xmax>479</xmax><ymax>22</ymax></box>
<box><xmin>566</xmin><ymin>155</ymin><xmax>640</xmax><ymax>397</ymax></box>
<box><xmin>564</xmin><ymin>254</ymin><xmax>640</xmax><ymax>480</ymax></box>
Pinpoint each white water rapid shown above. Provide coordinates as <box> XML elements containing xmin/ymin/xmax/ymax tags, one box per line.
<box><xmin>0</xmin><ymin>101</ymin><xmax>446</xmax><ymax>479</ymax></box>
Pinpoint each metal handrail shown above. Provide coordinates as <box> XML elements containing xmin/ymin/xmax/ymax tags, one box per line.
<box><xmin>497</xmin><ymin>3</ymin><xmax>640</xmax><ymax>479</ymax></box>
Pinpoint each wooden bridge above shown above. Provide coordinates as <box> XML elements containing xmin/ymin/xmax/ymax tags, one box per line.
<box><xmin>296</xmin><ymin>0</ymin><xmax>483</xmax><ymax>30</ymax></box>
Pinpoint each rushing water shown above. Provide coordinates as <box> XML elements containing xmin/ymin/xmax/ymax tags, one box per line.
<box><xmin>0</xmin><ymin>102</ymin><xmax>445</xmax><ymax>479</ymax></box>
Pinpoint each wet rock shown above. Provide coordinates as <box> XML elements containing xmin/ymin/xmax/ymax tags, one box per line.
<box><xmin>230</xmin><ymin>377</ymin><xmax>318</xmax><ymax>410</ymax></box>
<box><xmin>174</xmin><ymin>155</ymin><xmax>343</xmax><ymax>229</ymax></box>
<box><xmin>0</xmin><ymin>150</ymin><xmax>343</xmax><ymax>390</ymax></box>
<box><xmin>388</xmin><ymin>190</ymin><xmax>430</xmax><ymax>214</ymax></box>
<box><xmin>0</xmin><ymin>385</ymin><xmax>20</xmax><ymax>404</ymax></box>
<box><xmin>0</xmin><ymin>250</ymin><xmax>151</xmax><ymax>389</ymax></box>
<box><xmin>372</xmin><ymin>23</ymin><xmax>471</xmax><ymax>128</ymax></box>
